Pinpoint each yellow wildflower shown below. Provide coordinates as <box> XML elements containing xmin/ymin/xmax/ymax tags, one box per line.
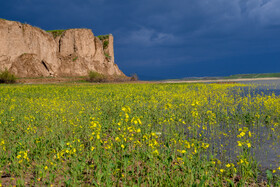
<box><xmin>152</xmin><ymin>149</ymin><xmax>159</xmax><ymax>155</ymax></box>
<box><xmin>247</xmin><ymin>143</ymin><xmax>251</xmax><ymax>148</ymax></box>
<box><xmin>239</xmin><ymin>132</ymin><xmax>245</xmax><ymax>137</ymax></box>
<box><xmin>237</xmin><ymin>141</ymin><xmax>242</xmax><ymax>147</ymax></box>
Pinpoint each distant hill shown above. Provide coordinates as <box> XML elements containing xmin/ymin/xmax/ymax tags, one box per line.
<box><xmin>224</xmin><ymin>73</ymin><xmax>280</xmax><ymax>79</ymax></box>
<box><xmin>163</xmin><ymin>73</ymin><xmax>280</xmax><ymax>81</ymax></box>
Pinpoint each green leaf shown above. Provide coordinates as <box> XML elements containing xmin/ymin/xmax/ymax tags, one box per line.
<box><xmin>226</xmin><ymin>178</ymin><xmax>234</xmax><ymax>187</ymax></box>
<box><xmin>266</xmin><ymin>170</ymin><xmax>273</xmax><ymax>181</ymax></box>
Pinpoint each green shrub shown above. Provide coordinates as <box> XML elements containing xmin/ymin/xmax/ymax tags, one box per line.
<box><xmin>47</xmin><ymin>30</ymin><xmax>66</xmax><ymax>38</ymax></box>
<box><xmin>97</xmin><ymin>35</ymin><xmax>110</xmax><ymax>50</ymax></box>
<box><xmin>0</xmin><ymin>69</ymin><xmax>16</xmax><ymax>84</ymax></box>
<box><xmin>97</xmin><ymin>34</ymin><xmax>109</xmax><ymax>40</ymax></box>
<box><xmin>103</xmin><ymin>40</ymin><xmax>109</xmax><ymax>49</ymax></box>
<box><xmin>87</xmin><ymin>71</ymin><xmax>106</xmax><ymax>82</ymax></box>
<box><xmin>130</xmin><ymin>73</ymin><xmax>139</xmax><ymax>81</ymax></box>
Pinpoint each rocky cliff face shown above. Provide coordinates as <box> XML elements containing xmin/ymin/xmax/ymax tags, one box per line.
<box><xmin>0</xmin><ymin>19</ymin><xmax>126</xmax><ymax>78</ymax></box>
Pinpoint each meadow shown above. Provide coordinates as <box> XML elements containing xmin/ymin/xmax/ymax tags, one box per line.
<box><xmin>0</xmin><ymin>83</ymin><xmax>280</xmax><ymax>186</ymax></box>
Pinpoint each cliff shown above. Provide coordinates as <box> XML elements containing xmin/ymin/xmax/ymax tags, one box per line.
<box><xmin>0</xmin><ymin>19</ymin><xmax>126</xmax><ymax>78</ymax></box>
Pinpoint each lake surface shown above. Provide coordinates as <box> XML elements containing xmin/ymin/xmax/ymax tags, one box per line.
<box><xmin>204</xmin><ymin>79</ymin><xmax>280</xmax><ymax>175</ymax></box>
<box><xmin>239</xmin><ymin>79</ymin><xmax>280</xmax><ymax>96</ymax></box>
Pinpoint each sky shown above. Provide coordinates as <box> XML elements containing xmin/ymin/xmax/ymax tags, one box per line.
<box><xmin>1</xmin><ymin>0</ymin><xmax>280</xmax><ymax>80</ymax></box>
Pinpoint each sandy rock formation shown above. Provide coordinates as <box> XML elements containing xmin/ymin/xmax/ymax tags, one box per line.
<box><xmin>104</xmin><ymin>35</ymin><xmax>115</xmax><ymax>63</ymax></box>
<box><xmin>58</xmin><ymin>29</ymin><xmax>96</xmax><ymax>60</ymax></box>
<box><xmin>0</xmin><ymin>19</ymin><xmax>126</xmax><ymax>78</ymax></box>
<box><xmin>9</xmin><ymin>53</ymin><xmax>51</xmax><ymax>77</ymax></box>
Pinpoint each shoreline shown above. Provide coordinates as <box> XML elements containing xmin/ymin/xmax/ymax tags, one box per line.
<box><xmin>160</xmin><ymin>77</ymin><xmax>280</xmax><ymax>84</ymax></box>
<box><xmin>14</xmin><ymin>77</ymin><xmax>280</xmax><ymax>84</ymax></box>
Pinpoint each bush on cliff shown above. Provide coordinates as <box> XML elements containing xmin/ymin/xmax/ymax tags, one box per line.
<box><xmin>103</xmin><ymin>40</ymin><xmax>109</xmax><ymax>49</ymax></box>
<box><xmin>97</xmin><ymin>34</ymin><xmax>109</xmax><ymax>40</ymax></box>
<box><xmin>0</xmin><ymin>70</ymin><xmax>16</xmax><ymax>84</ymax></box>
<box><xmin>47</xmin><ymin>30</ymin><xmax>66</xmax><ymax>39</ymax></box>
<box><xmin>87</xmin><ymin>71</ymin><xmax>107</xmax><ymax>82</ymax></box>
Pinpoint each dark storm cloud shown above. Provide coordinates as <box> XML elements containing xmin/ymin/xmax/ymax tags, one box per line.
<box><xmin>1</xmin><ymin>0</ymin><xmax>280</xmax><ymax>79</ymax></box>
<box><xmin>114</xmin><ymin>0</ymin><xmax>280</xmax><ymax>79</ymax></box>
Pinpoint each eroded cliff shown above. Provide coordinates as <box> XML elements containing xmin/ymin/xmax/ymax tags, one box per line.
<box><xmin>0</xmin><ymin>19</ymin><xmax>126</xmax><ymax>78</ymax></box>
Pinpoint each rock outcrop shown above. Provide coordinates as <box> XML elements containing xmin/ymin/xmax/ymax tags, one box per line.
<box><xmin>0</xmin><ymin>19</ymin><xmax>126</xmax><ymax>78</ymax></box>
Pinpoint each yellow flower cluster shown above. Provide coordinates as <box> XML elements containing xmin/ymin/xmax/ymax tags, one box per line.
<box><xmin>0</xmin><ymin>140</ymin><xmax>5</xmax><ymax>151</ymax></box>
<box><xmin>237</xmin><ymin>127</ymin><xmax>252</xmax><ymax>148</ymax></box>
<box><xmin>17</xmin><ymin>150</ymin><xmax>29</xmax><ymax>164</ymax></box>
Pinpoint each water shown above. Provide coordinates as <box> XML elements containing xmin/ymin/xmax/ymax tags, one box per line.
<box><xmin>193</xmin><ymin>79</ymin><xmax>280</xmax><ymax>174</ymax></box>
<box><xmin>163</xmin><ymin>79</ymin><xmax>280</xmax><ymax>178</ymax></box>
<box><xmin>239</xmin><ymin>79</ymin><xmax>280</xmax><ymax>96</ymax></box>
<box><xmin>228</xmin><ymin>79</ymin><xmax>280</xmax><ymax>174</ymax></box>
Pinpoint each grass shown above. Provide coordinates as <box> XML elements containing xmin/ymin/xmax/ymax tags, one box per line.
<box><xmin>104</xmin><ymin>53</ymin><xmax>111</xmax><ymax>59</ymax></box>
<box><xmin>47</xmin><ymin>30</ymin><xmax>66</xmax><ymax>38</ymax></box>
<box><xmin>0</xmin><ymin>83</ymin><xmax>280</xmax><ymax>186</ymax></box>
<box><xmin>72</xmin><ymin>57</ymin><xmax>78</xmax><ymax>62</ymax></box>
